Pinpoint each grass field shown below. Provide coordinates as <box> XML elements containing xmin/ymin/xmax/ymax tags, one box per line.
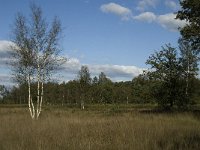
<box><xmin>0</xmin><ymin>105</ymin><xmax>200</xmax><ymax>150</ymax></box>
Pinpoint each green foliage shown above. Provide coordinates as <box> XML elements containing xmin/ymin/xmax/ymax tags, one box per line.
<box><xmin>179</xmin><ymin>39</ymin><xmax>199</xmax><ymax>76</ymax></box>
<box><xmin>0</xmin><ymin>85</ymin><xmax>8</xmax><ymax>102</ymax></box>
<box><xmin>99</xmin><ymin>82</ymin><xmax>114</xmax><ymax>104</ymax></box>
<box><xmin>78</xmin><ymin>65</ymin><xmax>91</xmax><ymax>86</ymax></box>
<box><xmin>176</xmin><ymin>0</ymin><xmax>200</xmax><ymax>51</ymax></box>
<box><xmin>77</xmin><ymin>66</ymin><xmax>91</xmax><ymax>108</ymax></box>
<box><xmin>98</xmin><ymin>72</ymin><xmax>111</xmax><ymax>84</ymax></box>
<box><xmin>146</xmin><ymin>44</ymin><xmax>189</xmax><ymax>108</ymax></box>
<box><xmin>179</xmin><ymin>38</ymin><xmax>199</xmax><ymax>101</ymax></box>
<box><xmin>11</xmin><ymin>3</ymin><xmax>62</xmax><ymax>84</ymax></box>
<box><xmin>132</xmin><ymin>74</ymin><xmax>154</xmax><ymax>104</ymax></box>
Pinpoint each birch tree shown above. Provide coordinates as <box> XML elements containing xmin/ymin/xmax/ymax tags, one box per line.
<box><xmin>11</xmin><ymin>3</ymin><xmax>63</xmax><ymax>119</ymax></box>
<box><xmin>78</xmin><ymin>66</ymin><xmax>91</xmax><ymax>109</ymax></box>
<box><xmin>179</xmin><ymin>38</ymin><xmax>198</xmax><ymax>97</ymax></box>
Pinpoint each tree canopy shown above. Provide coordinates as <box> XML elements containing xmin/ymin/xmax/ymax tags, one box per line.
<box><xmin>10</xmin><ymin>3</ymin><xmax>63</xmax><ymax>119</ymax></box>
<box><xmin>176</xmin><ymin>0</ymin><xmax>200</xmax><ymax>51</ymax></box>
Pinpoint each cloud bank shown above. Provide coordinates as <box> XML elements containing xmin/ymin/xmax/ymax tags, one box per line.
<box><xmin>0</xmin><ymin>41</ymin><xmax>15</xmax><ymax>86</ymax></box>
<box><xmin>133</xmin><ymin>12</ymin><xmax>157</xmax><ymax>23</ymax></box>
<box><xmin>100</xmin><ymin>2</ymin><xmax>187</xmax><ymax>32</ymax></box>
<box><xmin>0</xmin><ymin>40</ymin><xmax>13</xmax><ymax>58</ymax></box>
<box><xmin>157</xmin><ymin>13</ymin><xmax>187</xmax><ymax>31</ymax></box>
<box><xmin>133</xmin><ymin>12</ymin><xmax>187</xmax><ymax>31</ymax></box>
<box><xmin>0</xmin><ymin>40</ymin><xmax>15</xmax><ymax>66</ymax></box>
<box><xmin>59</xmin><ymin>58</ymin><xmax>144</xmax><ymax>82</ymax></box>
<box><xmin>0</xmin><ymin>40</ymin><xmax>144</xmax><ymax>85</ymax></box>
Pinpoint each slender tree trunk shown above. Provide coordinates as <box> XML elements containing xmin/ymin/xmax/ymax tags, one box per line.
<box><xmin>80</xmin><ymin>95</ymin><xmax>85</xmax><ymax>110</ymax></box>
<box><xmin>36</xmin><ymin>64</ymin><xmax>41</xmax><ymax>119</ymax></box>
<box><xmin>62</xmin><ymin>94</ymin><xmax>64</xmax><ymax>106</ymax></box>
<box><xmin>81</xmin><ymin>99</ymin><xmax>85</xmax><ymax>110</ymax></box>
<box><xmin>185</xmin><ymin>57</ymin><xmax>190</xmax><ymax>96</ymax></box>
<box><xmin>126</xmin><ymin>96</ymin><xmax>129</xmax><ymax>104</ymax></box>
<box><xmin>37</xmin><ymin>80</ymin><xmax>43</xmax><ymax>118</ymax></box>
<box><xmin>28</xmin><ymin>75</ymin><xmax>32</xmax><ymax>118</ymax></box>
<box><xmin>31</xmin><ymin>96</ymin><xmax>35</xmax><ymax>118</ymax></box>
<box><xmin>186</xmin><ymin>73</ymin><xmax>189</xmax><ymax>96</ymax></box>
<box><xmin>28</xmin><ymin>74</ymin><xmax>35</xmax><ymax>119</ymax></box>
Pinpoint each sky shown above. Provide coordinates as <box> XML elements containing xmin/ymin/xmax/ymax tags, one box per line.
<box><xmin>0</xmin><ymin>0</ymin><xmax>186</xmax><ymax>86</ymax></box>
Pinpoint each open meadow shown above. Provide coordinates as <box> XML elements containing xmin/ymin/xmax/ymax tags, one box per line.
<box><xmin>0</xmin><ymin>105</ymin><xmax>200</xmax><ymax>150</ymax></box>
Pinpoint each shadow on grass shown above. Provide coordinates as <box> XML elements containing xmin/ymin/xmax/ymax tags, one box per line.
<box><xmin>157</xmin><ymin>131</ymin><xmax>200</xmax><ymax>150</ymax></box>
<box><xmin>139</xmin><ymin>106</ymin><xmax>200</xmax><ymax>115</ymax></box>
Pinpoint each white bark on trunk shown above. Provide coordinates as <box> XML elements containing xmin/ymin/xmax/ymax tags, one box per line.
<box><xmin>37</xmin><ymin>80</ymin><xmax>43</xmax><ymax>118</ymax></box>
<box><xmin>36</xmin><ymin>64</ymin><xmax>41</xmax><ymax>119</ymax></box>
<box><xmin>28</xmin><ymin>74</ymin><xmax>35</xmax><ymax>119</ymax></box>
<box><xmin>81</xmin><ymin>99</ymin><xmax>85</xmax><ymax>110</ymax></box>
<box><xmin>28</xmin><ymin>75</ymin><xmax>33</xmax><ymax>118</ymax></box>
<box><xmin>31</xmin><ymin>96</ymin><xmax>35</xmax><ymax>118</ymax></box>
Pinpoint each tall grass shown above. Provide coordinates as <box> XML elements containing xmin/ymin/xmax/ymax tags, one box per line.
<box><xmin>0</xmin><ymin>106</ymin><xmax>200</xmax><ymax>150</ymax></box>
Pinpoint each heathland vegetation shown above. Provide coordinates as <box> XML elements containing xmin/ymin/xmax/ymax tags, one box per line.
<box><xmin>0</xmin><ymin>105</ymin><xmax>200</xmax><ymax>150</ymax></box>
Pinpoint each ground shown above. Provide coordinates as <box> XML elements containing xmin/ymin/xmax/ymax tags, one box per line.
<box><xmin>0</xmin><ymin>104</ymin><xmax>200</xmax><ymax>150</ymax></box>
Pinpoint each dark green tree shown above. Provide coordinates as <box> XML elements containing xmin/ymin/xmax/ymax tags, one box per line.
<box><xmin>98</xmin><ymin>72</ymin><xmax>111</xmax><ymax>84</ymax></box>
<box><xmin>132</xmin><ymin>74</ymin><xmax>153</xmax><ymax>104</ymax></box>
<box><xmin>146</xmin><ymin>44</ymin><xmax>186</xmax><ymax>108</ymax></box>
<box><xmin>92</xmin><ymin>76</ymin><xmax>99</xmax><ymax>85</ymax></box>
<box><xmin>77</xmin><ymin>65</ymin><xmax>91</xmax><ymax>109</ymax></box>
<box><xmin>176</xmin><ymin>0</ymin><xmax>200</xmax><ymax>51</ymax></box>
<box><xmin>0</xmin><ymin>85</ymin><xmax>8</xmax><ymax>102</ymax></box>
<box><xmin>98</xmin><ymin>72</ymin><xmax>113</xmax><ymax>103</ymax></box>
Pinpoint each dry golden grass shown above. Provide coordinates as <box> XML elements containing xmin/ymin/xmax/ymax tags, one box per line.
<box><xmin>0</xmin><ymin>106</ymin><xmax>200</xmax><ymax>150</ymax></box>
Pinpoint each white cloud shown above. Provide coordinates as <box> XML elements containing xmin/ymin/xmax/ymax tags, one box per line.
<box><xmin>133</xmin><ymin>12</ymin><xmax>157</xmax><ymax>23</ymax></box>
<box><xmin>89</xmin><ymin>64</ymin><xmax>144</xmax><ymax>80</ymax></box>
<box><xmin>165</xmin><ymin>0</ymin><xmax>179</xmax><ymax>10</ymax></box>
<box><xmin>59</xmin><ymin>57</ymin><xmax>145</xmax><ymax>82</ymax></box>
<box><xmin>99</xmin><ymin>2</ymin><xmax>186</xmax><ymax>32</ymax></box>
<box><xmin>0</xmin><ymin>73</ymin><xmax>14</xmax><ymax>87</ymax></box>
<box><xmin>0</xmin><ymin>40</ymin><xmax>15</xmax><ymax>67</ymax></box>
<box><xmin>0</xmin><ymin>40</ymin><xmax>13</xmax><ymax>57</ymax></box>
<box><xmin>60</xmin><ymin>57</ymin><xmax>81</xmax><ymax>74</ymax></box>
<box><xmin>136</xmin><ymin>0</ymin><xmax>158</xmax><ymax>11</ymax></box>
<box><xmin>0</xmin><ymin>40</ymin><xmax>144</xmax><ymax>84</ymax></box>
<box><xmin>0</xmin><ymin>58</ymin><xmax>12</xmax><ymax>67</ymax></box>
<box><xmin>157</xmin><ymin>13</ymin><xmax>187</xmax><ymax>31</ymax></box>
<box><xmin>133</xmin><ymin>12</ymin><xmax>187</xmax><ymax>31</ymax></box>
<box><xmin>0</xmin><ymin>41</ymin><xmax>15</xmax><ymax>86</ymax></box>
<box><xmin>100</xmin><ymin>3</ymin><xmax>132</xmax><ymax>20</ymax></box>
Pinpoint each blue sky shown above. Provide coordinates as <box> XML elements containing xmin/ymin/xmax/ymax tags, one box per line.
<box><xmin>0</xmin><ymin>0</ymin><xmax>186</xmax><ymax>85</ymax></box>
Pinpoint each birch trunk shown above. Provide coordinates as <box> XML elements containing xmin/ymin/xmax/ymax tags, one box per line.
<box><xmin>28</xmin><ymin>75</ymin><xmax>33</xmax><ymax>118</ymax></box>
<box><xmin>81</xmin><ymin>100</ymin><xmax>85</xmax><ymax>110</ymax></box>
<box><xmin>31</xmin><ymin>96</ymin><xmax>35</xmax><ymax>118</ymax></box>
<box><xmin>186</xmin><ymin>73</ymin><xmax>189</xmax><ymax>96</ymax></box>
<box><xmin>36</xmin><ymin>64</ymin><xmax>41</xmax><ymax>119</ymax></box>
<box><xmin>185</xmin><ymin>54</ymin><xmax>190</xmax><ymax>96</ymax></box>
<box><xmin>38</xmin><ymin>80</ymin><xmax>43</xmax><ymax>118</ymax></box>
<box><xmin>80</xmin><ymin>95</ymin><xmax>85</xmax><ymax>110</ymax></box>
<box><xmin>126</xmin><ymin>96</ymin><xmax>129</xmax><ymax>104</ymax></box>
<box><xmin>28</xmin><ymin>74</ymin><xmax>35</xmax><ymax>119</ymax></box>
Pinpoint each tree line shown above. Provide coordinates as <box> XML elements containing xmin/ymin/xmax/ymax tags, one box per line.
<box><xmin>1</xmin><ymin>63</ymin><xmax>200</xmax><ymax>109</ymax></box>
